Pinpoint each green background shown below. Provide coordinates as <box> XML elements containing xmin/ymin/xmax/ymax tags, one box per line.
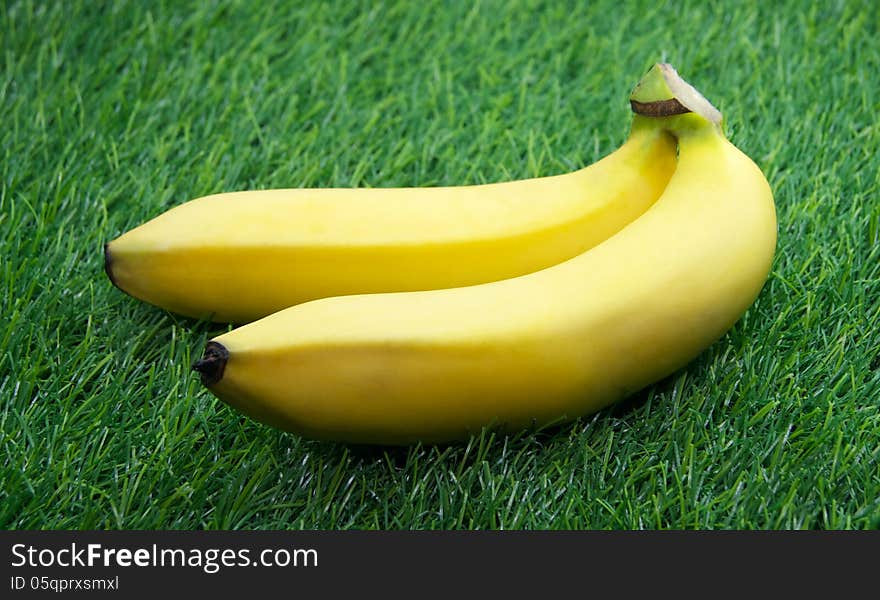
<box><xmin>2</xmin><ymin>0</ymin><xmax>878</xmax><ymax>528</ymax></box>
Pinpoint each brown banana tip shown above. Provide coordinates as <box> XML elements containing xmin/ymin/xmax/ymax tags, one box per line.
<box><xmin>192</xmin><ymin>341</ymin><xmax>229</xmax><ymax>386</ymax></box>
<box><xmin>103</xmin><ymin>242</ymin><xmax>119</xmax><ymax>288</ymax></box>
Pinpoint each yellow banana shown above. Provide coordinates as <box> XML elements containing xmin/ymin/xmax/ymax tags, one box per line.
<box><xmin>104</xmin><ymin>116</ymin><xmax>675</xmax><ymax>323</ymax></box>
<box><xmin>192</xmin><ymin>64</ymin><xmax>777</xmax><ymax>445</ymax></box>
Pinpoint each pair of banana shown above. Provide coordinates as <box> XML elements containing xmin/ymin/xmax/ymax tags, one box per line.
<box><xmin>105</xmin><ymin>64</ymin><xmax>777</xmax><ymax>444</ymax></box>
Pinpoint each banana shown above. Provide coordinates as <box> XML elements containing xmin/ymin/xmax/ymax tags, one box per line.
<box><xmin>104</xmin><ymin>116</ymin><xmax>675</xmax><ymax>323</ymax></box>
<box><xmin>191</xmin><ymin>64</ymin><xmax>777</xmax><ymax>445</ymax></box>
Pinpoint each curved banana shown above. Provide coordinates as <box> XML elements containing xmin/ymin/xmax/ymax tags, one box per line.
<box><xmin>192</xmin><ymin>65</ymin><xmax>777</xmax><ymax>445</ymax></box>
<box><xmin>105</xmin><ymin>116</ymin><xmax>675</xmax><ymax>323</ymax></box>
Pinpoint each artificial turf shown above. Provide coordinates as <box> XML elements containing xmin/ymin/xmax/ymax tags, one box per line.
<box><xmin>2</xmin><ymin>0</ymin><xmax>879</xmax><ymax>529</ymax></box>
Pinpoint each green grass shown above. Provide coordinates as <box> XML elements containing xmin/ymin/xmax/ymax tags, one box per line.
<box><xmin>2</xmin><ymin>0</ymin><xmax>879</xmax><ymax>529</ymax></box>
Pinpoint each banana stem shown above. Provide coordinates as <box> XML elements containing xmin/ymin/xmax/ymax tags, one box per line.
<box><xmin>629</xmin><ymin>64</ymin><xmax>723</xmax><ymax>131</ymax></box>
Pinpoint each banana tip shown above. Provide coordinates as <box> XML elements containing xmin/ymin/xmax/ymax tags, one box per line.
<box><xmin>192</xmin><ymin>341</ymin><xmax>229</xmax><ymax>386</ymax></box>
<box><xmin>103</xmin><ymin>242</ymin><xmax>119</xmax><ymax>288</ymax></box>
